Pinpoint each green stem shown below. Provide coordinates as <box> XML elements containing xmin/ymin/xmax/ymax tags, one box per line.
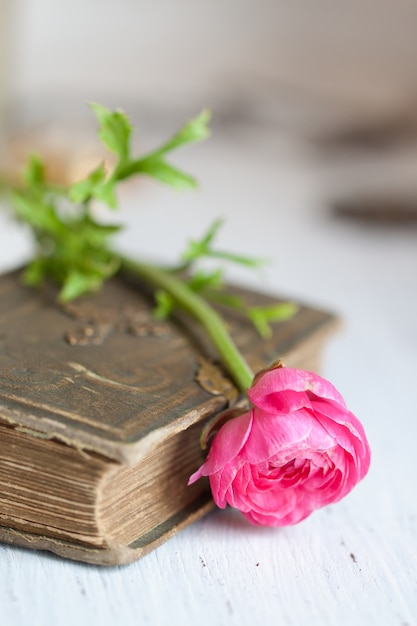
<box><xmin>119</xmin><ymin>256</ymin><xmax>254</xmax><ymax>394</ymax></box>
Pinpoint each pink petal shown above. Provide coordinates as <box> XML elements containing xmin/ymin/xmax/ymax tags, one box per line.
<box><xmin>188</xmin><ymin>465</ymin><xmax>205</xmax><ymax>485</ymax></box>
<box><xmin>189</xmin><ymin>410</ymin><xmax>253</xmax><ymax>487</ymax></box>
<box><xmin>312</xmin><ymin>409</ymin><xmax>371</xmax><ymax>477</ymax></box>
<box><xmin>243</xmin><ymin>408</ymin><xmax>336</xmax><ymax>465</ymax></box>
<box><xmin>249</xmin><ymin>367</ymin><xmax>347</xmax><ymax>414</ymax></box>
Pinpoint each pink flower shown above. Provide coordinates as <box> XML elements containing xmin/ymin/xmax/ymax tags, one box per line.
<box><xmin>189</xmin><ymin>365</ymin><xmax>371</xmax><ymax>526</ymax></box>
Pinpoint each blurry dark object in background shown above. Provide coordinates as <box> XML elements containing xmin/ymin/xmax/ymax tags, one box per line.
<box><xmin>317</xmin><ymin>103</ymin><xmax>417</xmax><ymax>151</ymax></box>
<box><xmin>332</xmin><ymin>196</ymin><xmax>417</xmax><ymax>225</ymax></box>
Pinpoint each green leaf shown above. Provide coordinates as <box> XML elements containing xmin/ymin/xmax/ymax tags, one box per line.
<box><xmin>58</xmin><ymin>270</ymin><xmax>104</xmax><ymax>302</ymax></box>
<box><xmin>11</xmin><ymin>191</ymin><xmax>62</xmax><ymax>235</ymax></box>
<box><xmin>205</xmin><ymin>291</ymin><xmax>246</xmax><ymax>309</ymax></box>
<box><xmin>187</xmin><ymin>268</ymin><xmax>224</xmax><ymax>292</ymax></box>
<box><xmin>22</xmin><ymin>154</ymin><xmax>45</xmax><ymax>189</ymax></box>
<box><xmin>9</xmin><ymin>104</ymin><xmax>212</xmax><ymax>303</ymax></box>
<box><xmin>247</xmin><ymin>310</ymin><xmax>271</xmax><ymax>338</ymax></box>
<box><xmin>69</xmin><ymin>164</ymin><xmax>107</xmax><ymax>203</ymax></box>
<box><xmin>247</xmin><ymin>303</ymin><xmax>298</xmax><ymax>338</ymax></box>
<box><xmin>182</xmin><ymin>219</ymin><xmax>223</xmax><ymax>263</ymax></box>
<box><xmin>90</xmin><ymin>103</ymin><xmax>132</xmax><ymax>164</ymax></box>
<box><xmin>132</xmin><ymin>158</ymin><xmax>198</xmax><ymax>190</ymax></box>
<box><xmin>208</xmin><ymin>250</ymin><xmax>264</xmax><ymax>267</ymax></box>
<box><xmin>117</xmin><ymin>109</ymin><xmax>210</xmax><ymax>190</ymax></box>
<box><xmin>153</xmin><ymin>289</ymin><xmax>175</xmax><ymax>319</ymax></box>
<box><xmin>154</xmin><ymin>109</ymin><xmax>211</xmax><ymax>156</ymax></box>
<box><xmin>259</xmin><ymin>302</ymin><xmax>298</xmax><ymax>322</ymax></box>
<box><xmin>81</xmin><ymin>218</ymin><xmax>122</xmax><ymax>246</ymax></box>
<box><xmin>22</xmin><ymin>259</ymin><xmax>48</xmax><ymax>287</ymax></box>
<box><xmin>93</xmin><ymin>178</ymin><xmax>117</xmax><ymax>208</ymax></box>
<box><xmin>181</xmin><ymin>218</ymin><xmax>263</xmax><ymax>267</ymax></box>
<box><xmin>71</xmin><ymin>169</ymin><xmax>117</xmax><ymax>209</ymax></box>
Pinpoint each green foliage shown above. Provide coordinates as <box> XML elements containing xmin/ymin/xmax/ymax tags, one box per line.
<box><xmin>153</xmin><ymin>289</ymin><xmax>175</xmax><ymax>319</ymax></box>
<box><xmin>13</xmin><ymin>164</ymin><xmax>122</xmax><ymax>301</ymax></box>
<box><xmin>177</xmin><ymin>219</ymin><xmax>297</xmax><ymax>337</ymax></box>
<box><xmin>182</xmin><ymin>219</ymin><xmax>263</xmax><ymax>267</ymax></box>
<box><xmin>9</xmin><ymin>103</ymin><xmax>296</xmax><ymax>339</ymax></box>
<box><xmin>11</xmin><ymin>105</ymin><xmax>210</xmax><ymax>301</ymax></box>
<box><xmin>117</xmin><ymin>109</ymin><xmax>211</xmax><ymax>190</ymax></box>
<box><xmin>22</xmin><ymin>154</ymin><xmax>45</xmax><ymax>188</ymax></box>
<box><xmin>89</xmin><ymin>103</ymin><xmax>132</xmax><ymax>164</ymax></box>
<box><xmin>247</xmin><ymin>303</ymin><xmax>298</xmax><ymax>338</ymax></box>
<box><xmin>70</xmin><ymin>163</ymin><xmax>117</xmax><ymax>208</ymax></box>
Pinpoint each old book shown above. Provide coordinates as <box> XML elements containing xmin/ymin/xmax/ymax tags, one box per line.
<box><xmin>0</xmin><ymin>269</ymin><xmax>339</xmax><ymax>565</ymax></box>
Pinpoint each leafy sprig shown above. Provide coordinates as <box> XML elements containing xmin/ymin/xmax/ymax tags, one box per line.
<box><xmin>156</xmin><ymin>219</ymin><xmax>297</xmax><ymax>337</ymax></box>
<box><xmin>181</xmin><ymin>218</ymin><xmax>262</xmax><ymax>267</ymax></box>
<box><xmin>71</xmin><ymin>103</ymin><xmax>211</xmax><ymax>205</ymax></box>
<box><xmin>9</xmin><ymin>104</ymin><xmax>297</xmax><ymax>382</ymax></box>
<box><xmin>12</xmin><ymin>105</ymin><xmax>210</xmax><ymax>301</ymax></box>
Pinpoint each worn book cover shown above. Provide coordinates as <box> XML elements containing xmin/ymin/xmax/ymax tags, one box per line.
<box><xmin>0</xmin><ymin>269</ymin><xmax>339</xmax><ymax>565</ymax></box>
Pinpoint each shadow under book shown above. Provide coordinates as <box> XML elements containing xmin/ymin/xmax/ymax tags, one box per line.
<box><xmin>0</xmin><ymin>271</ymin><xmax>339</xmax><ymax>565</ymax></box>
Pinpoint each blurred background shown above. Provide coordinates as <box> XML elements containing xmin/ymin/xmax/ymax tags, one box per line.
<box><xmin>2</xmin><ymin>0</ymin><xmax>417</xmax><ymax>186</ymax></box>
<box><xmin>4</xmin><ymin>0</ymin><xmax>417</xmax><ymax>129</ymax></box>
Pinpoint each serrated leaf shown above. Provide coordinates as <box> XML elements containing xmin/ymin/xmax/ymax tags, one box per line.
<box><xmin>115</xmin><ymin>109</ymin><xmax>210</xmax><ymax>190</ymax></box>
<box><xmin>90</xmin><ymin>103</ymin><xmax>132</xmax><ymax>163</ymax></box>
<box><xmin>10</xmin><ymin>104</ymin><xmax>214</xmax><ymax>311</ymax></box>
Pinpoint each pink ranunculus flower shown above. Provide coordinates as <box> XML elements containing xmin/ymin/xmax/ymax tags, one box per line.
<box><xmin>188</xmin><ymin>364</ymin><xmax>371</xmax><ymax>526</ymax></box>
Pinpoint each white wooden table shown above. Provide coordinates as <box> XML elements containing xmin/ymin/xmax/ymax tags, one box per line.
<box><xmin>0</xmin><ymin>125</ymin><xmax>416</xmax><ymax>626</ymax></box>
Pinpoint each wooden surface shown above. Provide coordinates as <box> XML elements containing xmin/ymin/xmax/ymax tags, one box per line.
<box><xmin>1</xmin><ymin>121</ymin><xmax>417</xmax><ymax>624</ymax></box>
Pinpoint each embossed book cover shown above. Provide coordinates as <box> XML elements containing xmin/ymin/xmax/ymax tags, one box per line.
<box><xmin>0</xmin><ymin>270</ymin><xmax>338</xmax><ymax>565</ymax></box>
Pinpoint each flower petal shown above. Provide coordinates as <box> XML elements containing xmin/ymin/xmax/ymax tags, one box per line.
<box><xmin>249</xmin><ymin>367</ymin><xmax>347</xmax><ymax>414</ymax></box>
<box><xmin>188</xmin><ymin>363</ymin><xmax>371</xmax><ymax>528</ymax></box>
<box><xmin>189</xmin><ymin>410</ymin><xmax>253</xmax><ymax>483</ymax></box>
<box><xmin>243</xmin><ymin>408</ymin><xmax>336</xmax><ymax>464</ymax></box>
